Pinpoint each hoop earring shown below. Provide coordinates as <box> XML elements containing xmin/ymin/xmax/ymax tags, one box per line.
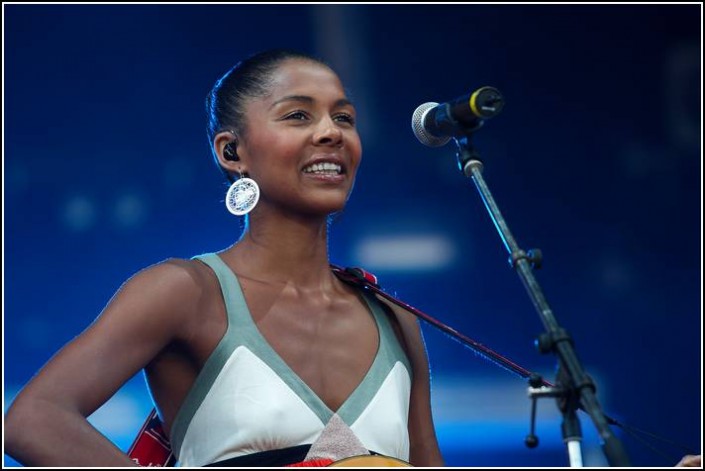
<box><xmin>225</xmin><ymin>172</ymin><xmax>260</xmax><ymax>216</ymax></box>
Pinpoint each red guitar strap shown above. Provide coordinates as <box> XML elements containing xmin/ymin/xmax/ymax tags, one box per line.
<box><xmin>127</xmin><ymin>408</ymin><xmax>176</xmax><ymax>466</ymax></box>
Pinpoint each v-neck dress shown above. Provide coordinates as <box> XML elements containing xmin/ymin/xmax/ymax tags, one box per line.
<box><xmin>169</xmin><ymin>253</ymin><xmax>413</xmax><ymax>467</ymax></box>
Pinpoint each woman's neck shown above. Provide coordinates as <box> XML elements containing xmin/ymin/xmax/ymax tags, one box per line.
<box><xmin>225</xmin><ymin>211</ymin><xmax>337</xmax><ymax>289</ymax></box>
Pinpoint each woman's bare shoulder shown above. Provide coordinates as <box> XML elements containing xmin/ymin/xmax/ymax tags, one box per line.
<box><xmin>98</xmin><ymin>257</ymin><xmax>219</xmax><ymax>333</ymax></box>
<box><xmin>124</xmin><ymin>257</ymin><xmax>213</xmax><ymax>298</ymax></box>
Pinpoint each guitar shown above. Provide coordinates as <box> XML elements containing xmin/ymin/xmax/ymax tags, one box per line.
<box><xmin>329</xmin><ymin>455</ymin><xmax>411</xmax><ymax>467</ymax></box>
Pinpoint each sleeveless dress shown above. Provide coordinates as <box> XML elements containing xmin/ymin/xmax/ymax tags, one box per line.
<box><xmin>169</xmin><ymin>253</ymin><xmax>413</xmax><ymax>467</ymax></box>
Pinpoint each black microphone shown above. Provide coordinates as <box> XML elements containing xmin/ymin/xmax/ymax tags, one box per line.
<box><xmin>411</xmin><ymin>86</ymin><xmax>505</xmax><ymax>147</ymax></box>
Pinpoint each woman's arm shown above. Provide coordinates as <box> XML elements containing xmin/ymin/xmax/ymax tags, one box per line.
<box><xmin>4</xmin><ymin>260</ymin><xmax>203</xmax><ymax>467</ymax></box>
<box><xmin>676</xmin><ymin>454</ymin><xmax>702</xmax><ymax>467</ymax></box>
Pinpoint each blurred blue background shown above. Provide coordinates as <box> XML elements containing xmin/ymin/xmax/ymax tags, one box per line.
<box><xmin>3</xmin><ymin>4</ymin><xmax>701</xmax><ymax>467</ymax></box>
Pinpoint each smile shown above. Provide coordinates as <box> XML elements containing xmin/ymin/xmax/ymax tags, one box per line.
<box><xmin>302</xmin><ymin>162</ymin><xmax>343</xmax><ymax>175</ymax></box>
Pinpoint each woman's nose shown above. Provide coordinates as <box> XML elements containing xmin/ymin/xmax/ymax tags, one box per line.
<box><xmin>313</xmin><ymin>118</ymin><xmax>343</xmax><ymax>146</ymax></box>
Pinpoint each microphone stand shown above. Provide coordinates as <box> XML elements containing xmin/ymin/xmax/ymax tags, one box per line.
<box><xmin>453</xmin><ymin>134</ymin><xmax>631</xmax><ymax>467</ymax></box>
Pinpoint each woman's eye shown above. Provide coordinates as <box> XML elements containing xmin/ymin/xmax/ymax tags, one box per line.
<box><xmin>285</xmin><ymin>111</ymin><xmax>308</xmax><ymax>120</ymax></box>
<box><xmin>334</xmin><ymin>114</ymin><xmax>355</xmax><ymax>125</ymax></box>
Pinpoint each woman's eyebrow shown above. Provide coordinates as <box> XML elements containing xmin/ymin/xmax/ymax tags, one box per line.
<box><xmin>270</xmin><ymin>95</ymin><xmax>314</xmax><ymax>109</ymax></box>
<box><xmin>270</xmin><ymin>95</ymin><xmax>354</xmax><ymax>109</ymax></box>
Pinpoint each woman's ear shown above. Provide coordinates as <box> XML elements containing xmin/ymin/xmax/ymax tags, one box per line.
<box><xmin>214</xmin><ymin>131</ymin><xmax>241</xmax><ymax>173</ymax></box>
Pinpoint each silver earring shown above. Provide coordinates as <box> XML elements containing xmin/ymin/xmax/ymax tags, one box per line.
<box><xmin>225</xmin><ymin>172</ymin><xmax>260</xmax><ymax>216</ymax></box>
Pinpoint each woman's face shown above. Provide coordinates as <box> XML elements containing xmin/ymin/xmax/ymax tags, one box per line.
<box><xmin>236</xmin><ymin>59</ymin><xmax>362</xmax><ymax>218</ymax></box>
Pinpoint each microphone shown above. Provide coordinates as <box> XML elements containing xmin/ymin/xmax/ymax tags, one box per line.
<box><xmin>411</xmin><ymin>86</ymin><xmax>505</xmax><ymax>147</ymax></box>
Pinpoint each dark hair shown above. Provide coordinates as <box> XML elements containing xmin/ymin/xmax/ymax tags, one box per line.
<box><xmin>206</xmin><ymin>49</ymin><xmax>333</xmax><ymax>182</ymax></box>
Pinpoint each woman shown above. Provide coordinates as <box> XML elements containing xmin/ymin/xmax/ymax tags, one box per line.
<box><xmin>4</xmin><ymin>49</ymin><xmax>445</xmax><ymax>467</ymax></box>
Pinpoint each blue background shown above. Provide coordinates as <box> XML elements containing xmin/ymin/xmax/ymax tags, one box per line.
<box><xmin>3</xmin><ymin>4</ymin><xmax>701</xmax><ymax>467</ymax></box>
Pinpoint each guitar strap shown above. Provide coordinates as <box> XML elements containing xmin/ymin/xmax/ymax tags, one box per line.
<box><xmin>127</xmin><ymin>407</ymin><xmax>176</xmax><ymax>466</ymax></box>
